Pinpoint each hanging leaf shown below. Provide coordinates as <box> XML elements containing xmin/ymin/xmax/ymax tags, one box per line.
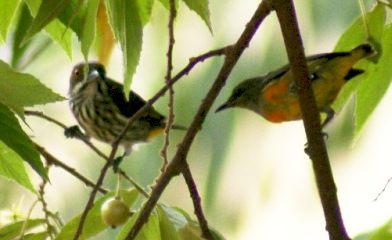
<box><xmin>354</xmin><ymin>24</ymin><xmax>392</xmax><ymax>135</ymax></box>
<box><xmin>23</xmin><ymin>0</ymin><xmax>72</xmax><ymax>58</ymax></box>
<box><xmin>0</xmin><ymin>105</ymin><xmax>47</xmax><ymax>180</ymax></box>
<box><xmin>104</xmin><ymin>0</ymin><xmax>143</xmax><ymax>96</ymax></box>
<box><xmin>0</xmin><ymin>0</ymin><xmax>20</xmax><ymax>41</ymax></box>
<box><xmin>81</xmin><ymin>0</ymin><xmax>100</xmax><ymax>60</ymax></box>
<box><xmin>22</xmin><ymin>0</ymin><xmax>71</xmax><ymax>44</ymax></box>
<box><xmin>182</xmin><ymin>0</ymin><xmax>212</xmax><ymax>32</ymax></box>
<box><xmin>0</xmin><ymin>141</ymin><xmax>35</xmax><ymax>193</ymax></box>
<box><xmin>0</xmin><ymin>60</ymin><xmax>65</xmax><ymax>116</ymax></box>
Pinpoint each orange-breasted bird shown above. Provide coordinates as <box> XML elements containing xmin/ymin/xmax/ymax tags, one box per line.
<box><xmin>67</xmin><ymin>62</ymin><xmax>185</xmax><ymax>159</ymax></box>
<box><xmin>216</xmin><ymin>44</ymin><xmax>375</xmax><ymax>127</ymax></box>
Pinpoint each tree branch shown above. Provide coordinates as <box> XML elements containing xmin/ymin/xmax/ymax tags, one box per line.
<box><xmin>25</xmin><ymin>110</ymin><xmax>148</xmax><ymax>197</ymax></box>
<box><xmin>160</xmin><ymin>0</ymin><xmax>177</xmax><ymax>170</ymax></box>
<box><xmin>181</xmin><ymin>164</ymin><xmax>212</xmax><ymax>239</ymax></box>
<box><xmin>125</xmin><ymin>1</ymin><xmax>273</xmax><ymax>239</ymax></box>
<box><xmin>34</xmin><ymin>142</ymin><xmax>108</xmax><ymax>194</ymax></box>
<box><xmin>271</xmin><ymin>0</ymin><xmax>350</xmax><ymax>239</ymax></box>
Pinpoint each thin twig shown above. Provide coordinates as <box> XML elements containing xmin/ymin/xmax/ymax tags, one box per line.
<box><xmin>125</xmin><ymin>1</ymin><xmax>273</xmax><ymax>239</ymax></box>
<box><xmin>72</xmin><ymin>156</ymin><xmax>113</xmax><ymax>240</ymax></box>
<box><xmin>38</xmin><ymin>167</ymin><xmax>57</xmax><ymax>239</ymax></box>
<box><xmin>271</xmin><ymin>0</ymin><xmax>350</xmax><ymax>239</ymax></box>
<box><xmin>181</xmin><ymin>164</ymin><xmax>212</xmax><ymax>239</ymax></box>
<box><xmin>160</xmin><ymin>0</ymin><xmax>177</xmax><ymax>171</ymax></box>
<box><xmin>34</xmin><ymin>142</ymin><xmax>108</xmax><ymax>194</ymax></box>
<box><xmin>373</xmin><ymin>176</ymin><xmax>392</xmax><ymax>202</ymax></box>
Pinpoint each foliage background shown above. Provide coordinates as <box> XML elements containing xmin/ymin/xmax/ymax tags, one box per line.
<box><xmin>0</xmin><ymin>0</ymin><xmax>392</xmax><ymax>239</ymax></box>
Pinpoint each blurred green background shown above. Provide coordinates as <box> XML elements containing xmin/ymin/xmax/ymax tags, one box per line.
<box><xmin>1</xmin><ymin>0</ymin><xmax>392</xmax><ymax>239</ymax></box>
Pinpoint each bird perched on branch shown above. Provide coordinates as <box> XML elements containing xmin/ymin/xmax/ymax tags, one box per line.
<box><xmin>216</xmin><ymin>43</ymin><xmax>375</xmax><ymax>127</ymax></box>
<box><xmin>66</xmin><ymin>62</ymin><xmax>185</xmax><ymax>161</ymax></box>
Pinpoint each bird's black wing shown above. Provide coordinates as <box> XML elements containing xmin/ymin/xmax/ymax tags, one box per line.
<box><xmin>105</xmin><ymin>78</ymin><xmax>166</xmax><ymax>127</ymax></box>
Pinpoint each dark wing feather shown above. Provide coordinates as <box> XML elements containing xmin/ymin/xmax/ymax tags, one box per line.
<box><xmin>104</xmin><ymin>78</ymin><xmax>166</xmax><ymax>127</ymax></box>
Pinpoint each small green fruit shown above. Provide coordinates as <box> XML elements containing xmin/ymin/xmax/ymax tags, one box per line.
<box><xmin>101</xmin><ymin>197</ymin><xmax>131</xmax><ymax>228</ymax></box>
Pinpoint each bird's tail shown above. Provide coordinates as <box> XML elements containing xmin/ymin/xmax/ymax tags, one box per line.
<box><xmin>351</xmin><ymin>43</ymin><xmax>377</xmax><ymax>59</ymax></box>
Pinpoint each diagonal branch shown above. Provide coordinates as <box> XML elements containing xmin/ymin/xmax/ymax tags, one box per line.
<box><xmin>271</xmin><ymin>0</ymin><xmax>350</xmax><ymax>239</ymax></box>
<box><xmin>125</xmin><ymin>1</ymin><xmax>273</xmax><ymax>239</ymax></box>
<box><xmin>34</xmin><ymin>142</ymin><xmax>108</xmax><ymax>194</ymax></box>
<box><xmin>181</xmin><ymin>163</ymin><xmax>212</xmax><ymax>239</ymax></box>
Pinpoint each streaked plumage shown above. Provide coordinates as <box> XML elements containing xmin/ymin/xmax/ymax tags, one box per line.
<box><xmin>69</xmin><ymin>62</ymin><xmax>172</xmax><ymax>154</ymax></box>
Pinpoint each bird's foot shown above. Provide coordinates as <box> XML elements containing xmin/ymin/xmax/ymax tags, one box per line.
<box><xmin>64</xmin><ymin>125</ymin><xmax>88</xmax><ymax>140</ymax></box>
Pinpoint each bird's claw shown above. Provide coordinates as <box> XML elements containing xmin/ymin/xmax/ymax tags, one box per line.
<box><xmin>64</xmin><ymin>125</ymin><xmax>87</xmax><ymax>140</ymax></box>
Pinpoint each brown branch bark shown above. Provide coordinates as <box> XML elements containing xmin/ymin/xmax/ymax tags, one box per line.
<box><xmin>270</xmin><ymin>0</ymin><xmax>350</xmax><ymax>239</ymax></box>
<box><xmin>181</xmin><ymin>164</ymin><xmax>212</xmax><ymax>239</ymax></box>
<box><xmin>124</xmin><ymin>1</ymin><xmax>273</xmax><ymax>239</ymax></box>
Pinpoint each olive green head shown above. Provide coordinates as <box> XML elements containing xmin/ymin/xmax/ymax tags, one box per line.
<box><xmin>69</xmin><ymin>62</ymin><xmax>106</xmax><ymax>95</ymax></box>
<box><xmin>216</xmin><ymin>77</ymin><xmax>264</xmax><ymax>114</ymax></box>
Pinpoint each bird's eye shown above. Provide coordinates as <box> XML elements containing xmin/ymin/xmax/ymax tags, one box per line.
<box><xmin>74</xmin><ymin>69</ymin><xmax>81</xmax><ymax>76</ymax></box>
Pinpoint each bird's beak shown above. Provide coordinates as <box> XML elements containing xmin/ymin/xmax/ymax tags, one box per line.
<box><xmin>215</xmin><ymin>102</ymin><xmax>231</xmax><ymax>113</ymax></box>
<box><xmin>88</xmin><ymin>69</ymin><xmax>100</xmax><ymax>78</ymax></box>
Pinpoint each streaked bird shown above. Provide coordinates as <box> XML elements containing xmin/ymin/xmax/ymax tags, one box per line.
<box><xmin>67</xmin><ymin>62</ymin><xmax>184</xmax><ymax>159</ymax></box>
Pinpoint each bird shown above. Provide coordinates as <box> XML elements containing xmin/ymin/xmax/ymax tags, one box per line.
<box><xmin>216</xmin><ymin>43</ymin><xmax>375</xmax><ymax>127</ymax></box>
<box><xmin>67</xmin><ymin>62</ymin><xmax>184</xmax><ymax>162</ymax></box>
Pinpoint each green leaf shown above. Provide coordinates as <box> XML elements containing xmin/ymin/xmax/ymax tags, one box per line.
<box><xmin>334</xmin><ymin>4</ymin><xmax>385</xmax><ymax>52</ymax></box>
<box><xmin>104</xmin><ymin>0</ymin><xmax>143</xmax><ymax>96</ymax></box>
<box><xmin>157</xmin><ymin>206</ymin><xmax>181</xmax><ymax>240</ymax></box>
<box><xmin>0</xmin><ymin>141</ymin><xmax>35</xmax><ymax>193</ymax></box>
<box><xmin>0</xmin><ymin>60</ymin><xmax>65</xmax><ymax>115</ymax></box>
<box><xmin>11</xmin><ymin>3</ymin><xmax>34</xmax><ymax>69</ymax></box>
<box><xmin>116</xmin><ymin>210</ymin><xmax>161</xmax><ymax>240</ymax></box>
<box><xmin>56</xmin><ymin>190</ymin><xmax>138</xmax><ymax>240</ymax></box>
<box><xmin>182</xmin><ymin>0</ymin><xmax>212</xmax><ymax>32</ymax></box>
<box><xmin>354</xmin><ymin>218</ymin><xmax>392</xmax><ymax>240</ymax></box>
<box><xmin>0</xmin><ymin>0</ymin><xmax>20</xmax><ymax>41</ymax></box>
<box><xmin>354</xmin><ymin>24</ymin><xmax>392</xmax><ymax>135</ymax></box>
<box><xmin>24</xmin><ymin>0</ymin><xmax>73</xmax><ymax>58</ymax></box>
<box><xmin>0</xmin><ymin>105</ymin><xmax>47</xmax><ymax>180</ymax></box>
<box><xmin>22</xmin><ymin>0</ymin><xmax>70</xmax><ymax>44</ymax></box>
<box><xmin>0</xmin><ymin>219</ymin><xmax>45</xmax><ymax>240</ymax></box>
<box><xmin>81</xmin><ymin>0</ymin><xmax>100</xmax><ymax>60</ymax></box>
<box><xmin>137</xmin><ymin>0</ymin><xmax>154</xmax><ymax>26</ymax></box>
<box><xmin>22</xmin><ymin>232</ymin><xmax>49</xmax><ymax>240</ymax></box>
<box><xmin>331</xmin><ymin>3</ymin><xmax>386</xmax><ymax>119</ymax></box>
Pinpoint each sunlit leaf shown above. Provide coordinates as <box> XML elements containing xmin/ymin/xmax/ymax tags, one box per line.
<box><xmin>11</xmin><ymin>3</ymin><xmax>34</xmax><ymax>69</ymax></box>
<box><xmin>182</xmin><ymin>0</ymin><xmax>212</xmax><ymax>32</ymax></box>
<box><xmin>24</xmin><ymin>0</ymin><xmax>73</xmax><ymax>58</ymax></box>
<box><xmin>116</xmin><ymin>210</ymin><xmax>161</xmax><ymax>240</ymax></box>
<box><xmin>0</xmin><ymin>141</ymin><xmax>35</xmax><ymax>193</ymax></box>
<box><xmin>137</xmin><ymin>0</ymin><xmax>154</xmax><ymax>26</ymax></box>
<box><xmin>354</xmin><ymin>24</ymin><xmax>392</xmax><ymax>135</ymax></box>
<box><xmin>332</xmin><ymin>3</ymin><xmax>386</xmax><ymax>112</ymax></box>
<box><xmin>354</xmin><ymin>218</ymin><xmax>392</xmax><ymax>240</ymax></box>
<box><xmin>104</xmin><ymin>0</ymin><xmax>143</xmax><ymax>96</ymax></box>
<box><xmin>0</xmin><ymin>0</ymin><xmax>20</xmax><ymax>41</ymax></box>
<box><xmin>157</xmin><ymin>206</ymin><xmax>181</xmax><ymax>240</ymax></box>
<box><xmin>22</xmin><ymin>232</ymin><xmax>49</xmax><ymax>240</ymax></box>
<box><xmin>0</xmin><ymin>219</ymin><xmax>45</xmax><ymax>240</ymax></box>
<box><xmin>0</xmin><ymin>105</ymin><xmax>47</xmax><ymax>180</ymax></box>
<box><xmin>56</xmin><ymin>190</ymin><xmax>138</xmax><ymax>240</ymax></box>
<box><xmin>81</xmin><ymin>0</ymin><xmax>100</xmax><ymax>60</ymax></box>
<box><xmin>22</xmin><ymin>0</ymin><xmax>70</xmax><ymax>44</ymax></box>
<box><xmin>0</xmin><ymin>60</ymin><xmax>65</xmax><ymax>116</ymax></box>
